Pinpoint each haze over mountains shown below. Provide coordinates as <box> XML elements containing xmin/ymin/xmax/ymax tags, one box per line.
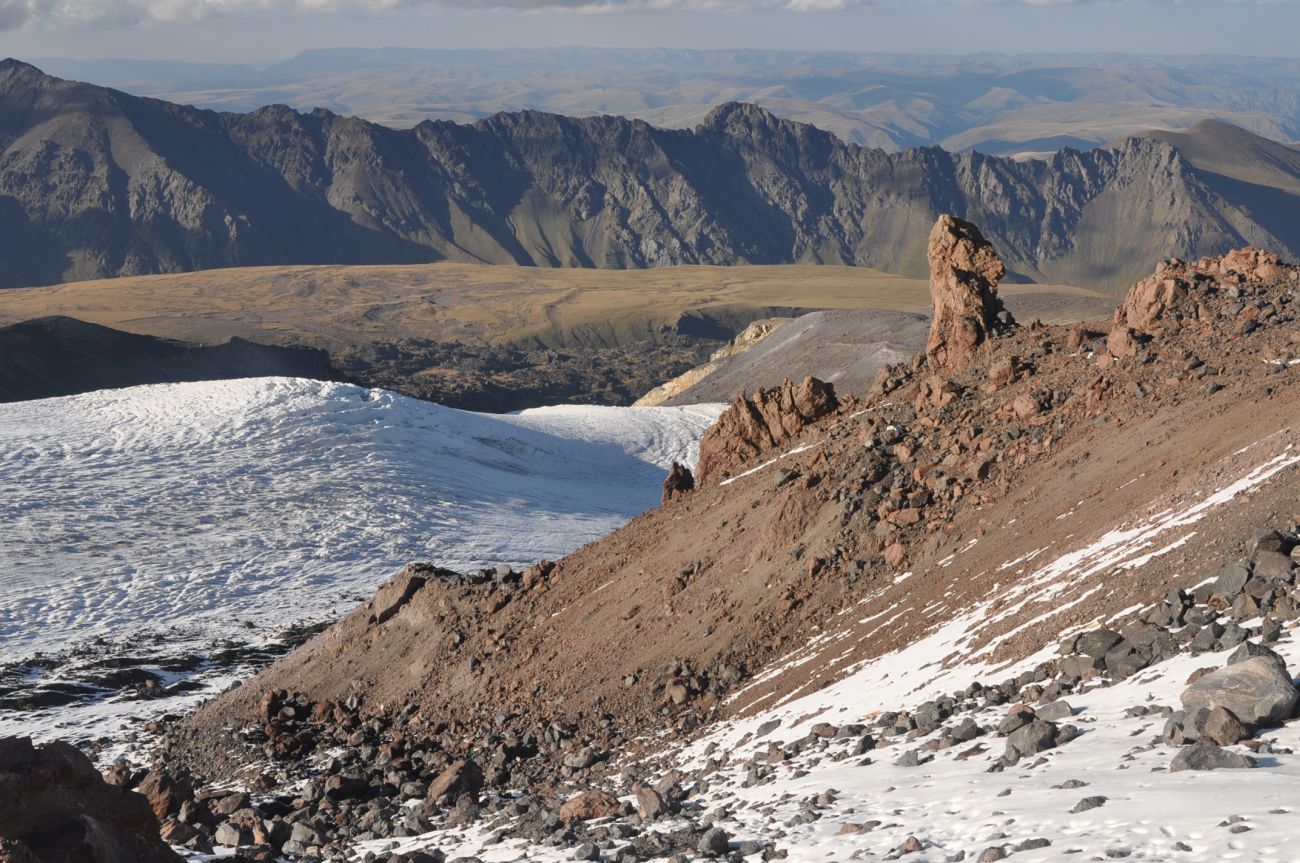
<box><xmin>5</xmin><ymin>57</ymin><xmax>1300</xmax><ymax>295</ymax></box>
<box><xmin>30</xmin><ymin>48</ymin><xmax>1300</xmax><ymax>154</ymax></box>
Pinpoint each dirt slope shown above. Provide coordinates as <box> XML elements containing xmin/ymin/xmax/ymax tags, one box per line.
<box><xmin>169</xmin><ymin>242</ymin><xmax>1300</xmax><ymax>788</ymax></box>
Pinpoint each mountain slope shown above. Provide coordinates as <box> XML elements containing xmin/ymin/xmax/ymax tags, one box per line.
<box><xmin>0</xmin><ymin>316</ymin><xmax>338</xmax><ymax>402</ymax></box>
<box><xmin>4</xmin><ymin>60</ymin><xmax>1300</xmax><ymax>294</ymax></box>
<box><xmin>166</xmin><ymin>244</ymin><xmax>1300</xmax><ymax>795</ymax></box>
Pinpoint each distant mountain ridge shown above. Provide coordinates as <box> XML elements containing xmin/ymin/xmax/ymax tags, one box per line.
<box><xmin>3</xmin><ymin>59</ymin><xmax>1300</xmax><ymax>293</ymax></box>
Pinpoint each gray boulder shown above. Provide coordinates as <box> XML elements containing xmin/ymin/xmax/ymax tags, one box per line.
<box><xmin>1005</xmin><ymin>719</ymin><xmax>1058</xmax><ymax>763</ymax></box>
<box><xmin>1228</xmin><ymin>641</ymin><xmax>1289</xmax><ymax>675</ymax></box>
<box><xmin>1252</xmin><ymin>550</ymin><xmax>1295</xmax><ymax>580</ymax></box>
<box><xmin>1202</xmin><ymin>706</ymin><xmax>1250</xmax><ymax>746</ymax></box>
<box><xmin>1170</xmin><ymin>740</ymin><xmax>1256</xmax><ymax>772</ymax></box>
<box><xmin>1181</xmin><ymin>656</ymin><xmax>1298</xmax><ymax>726</ymax></box>
<box><xmin>1213</xmin><ymin>563</ymin><xmax>1252</xmax><ymax>598</ymax></box>
<box><xmin>1036</xmin><ymin>700</ymin><xmax>1074</xmax><ymax>721</ymax></box>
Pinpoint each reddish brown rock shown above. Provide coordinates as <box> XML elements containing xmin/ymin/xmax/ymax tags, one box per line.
<box><xmin>987</xmin><ymin>356</ymin><xmax>1023</xmax><ymax>389</ymax></box>
<box><xmin>426</xmin><ymin>759</ymin><xmax>484</xmax><ymax>804</ymax></box>
<box><xmin>695</xmin><ymin>377</ymin><xmax>838</xmax><ymax>485</ymax></box>
<box><xmin>1117</xmin><ymin>249</ymin><xmax>1296</xmax><ymax>335</ymax></box>
<box><xmin>925</xmin><ymin>214</ymin><xmax>1010</xmax><ymax>372</ymax></box>
<box><xmin>521</xmin><ymin>559</ymin><xmax>555</xmax><ymax>590</ymax></box>
<box><xmin>0</xmin><ymin>736</ymin><xmax>182</xmax><ymax>863</ymax></box>
<box><xmin>1011</xmin><ymin>393</ymin><xmax>1042</xmax><ymax>420</ymax></box>
<box><xmin>559</xmin><ymin>789</ymin><xmax>622</xmax><ymax>822</ymax></box>
<box><xmin>1106</xmin><ymin>326</ymin><xmax>1138</xmax><ymax>358</ymax></box>
<box><xmin>661</xmin><ymin>461</ymin><xmax>695</xmax><ymax>505</ymax></box>
<box><xmin>137</xmin><ymin>767</ymin><xmax>193</xmax><ymax>821</ymax></box>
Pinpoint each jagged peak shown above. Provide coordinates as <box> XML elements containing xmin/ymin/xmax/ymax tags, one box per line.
<box><xmin>699</xmin><ymin>101</ymin><xmax>785</xmax><ymax>133</ymax></box>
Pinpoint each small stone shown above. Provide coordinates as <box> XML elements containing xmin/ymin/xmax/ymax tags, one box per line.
<box><xmin>1071</xmin><ymin>796</ymin><xmax>1107</xmax><ymax>813</ymax></box>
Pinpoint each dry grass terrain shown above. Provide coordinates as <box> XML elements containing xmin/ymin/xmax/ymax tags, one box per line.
<box><xmin>0</xmin><ymin>263</ymin><xmax>1109</xmax><ymax>351</ymax></box>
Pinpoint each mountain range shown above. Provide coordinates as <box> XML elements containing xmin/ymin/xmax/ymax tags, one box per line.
<box><xmin>30</xmin><ymin>48</ymin><xmax>1300</xmax><ymax>152</ymax></box>
<box><xmin>5</xmin><ymin>58</ymin><xmax>1300</xmax><ymax>293</ymax></box>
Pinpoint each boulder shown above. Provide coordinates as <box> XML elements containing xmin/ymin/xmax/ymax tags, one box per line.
<box><xmin>1035</xmin><ymin>700</ymin><xmax>1074</xmax><ymax>722</ymax></box>
<box><xmin>1212</xmin><ymin>563</ymin><xmax>1252</xmax><ymax>600</ymax></box>
<box><xmin>0</xmin><ymin>736</ymin><xmax>182</xmax><ymax>863</ymax></box>
<box><xmin>1005</xmin><ymin>719</ymin><xmax>1058</xmax><ymax>763</ymax></box>
<box><xmin>1073</xmin><ymin>629</ymin><xmax>1123</xmax><ymax>658</ymax></box>
<box><xmin>634</xmin><ymin>783</ymin><xmax>666</xmax><ymax>820</ymax></box>
<box><xmin>558</xmin><ymin>790</ymin><xmax>622</xmax><ymax>823</ymax></box>
<box><xmin>1169</xmin><ymin>740</ymin><xmax>1256</xmax><ymax>772</ymax></box>
<box><xmin>136</xmin><ymin>768</ymin><xmax>193</xmax><ymax>821</ymax></box>
<box><xmin>925</xmin><ymin>214</ymin><xmax>1010</xmax><ymax>372</ymax></box>
<box><xmin>1181</xmin><ymin>657</ymin><xmax>1298</xmax><ymax>726</ymax></box>
<box><xmin>698</xmin><ymin>827</ymin><xmax>732</xmax><ymax>856</ymax></box>
<box><xmin>1227</xmin><ymin>641</ymin><xmax>1289</xmax><ymax>676</ymax></box>
<box><xmin>1202</xmin><ymin>706</ymin><xmax>1250</xmax><ymax>746</ymax></box>
<box><xmin>426</xmin><ymin>759</ymin><xmax>484</xmax><ymax>804</ymax></box>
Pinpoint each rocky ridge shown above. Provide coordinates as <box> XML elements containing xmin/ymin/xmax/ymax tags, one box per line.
<box><xmin>5</xmin><ymin>59</ymin><xmax>1300</xmax><ymax>292</ymax></box>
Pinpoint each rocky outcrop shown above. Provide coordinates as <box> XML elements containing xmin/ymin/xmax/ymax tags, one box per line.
<box><xmin>925</xmin><ymin>215</ymin><xmax>1012</xmax><ymax>373</ymax></box>
<box><xmin>1113</xmin><ymin>249</ymin><xmax>1299</xmax><ymax>344</ymax></box>
<box><xmin>0</xmin><ymin>316</ymin><xmax>338</xmax><ymax>403</ymax></box>
<box><xmin>695</xmin><ymin>377</ymin><xmax>838</xmax><ymax>485</ymax></box>
<box><xmin>0</xmin><ymin>737</ymin><xmax>182</xmax><ymax>863</ymax></box>
<box><xmin>662</xmin><ymin>462</ymin><xmax>696</xmax><ymax>505</ymax></box>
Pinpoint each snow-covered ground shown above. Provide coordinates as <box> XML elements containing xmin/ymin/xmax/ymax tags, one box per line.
<box><xmin>0</xmin><ymin>377</ymin><xmax>721</xmax><ymax>742</ymax></box>
<box><xmin>367</xmin><ymin>637</ymin><xmax>1300</xmax><ymax>863</ymax></box>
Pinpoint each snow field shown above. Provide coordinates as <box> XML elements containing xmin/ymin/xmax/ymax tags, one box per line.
<box><xmin>0</xmin><ymin>377</ymin><xmax>723</xmax><ymax>659</ymax></box>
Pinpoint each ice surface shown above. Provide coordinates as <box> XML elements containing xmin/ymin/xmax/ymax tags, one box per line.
<box><xmin>1</xmin><ymin>377</ymin><xmax>723</xmax><ymax>659</ymax></box>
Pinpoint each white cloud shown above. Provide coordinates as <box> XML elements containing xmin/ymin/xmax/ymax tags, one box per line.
<box><xmin>0</xmin><ymin>0</ymin><xmax>1282</xmax><ymax>31</ymax></box>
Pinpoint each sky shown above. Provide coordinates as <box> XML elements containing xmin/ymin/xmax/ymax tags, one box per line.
<box><xmin>1</xmin><ymin>1</ymin><xmax>1299</xmax><ymax>63</ymax></box>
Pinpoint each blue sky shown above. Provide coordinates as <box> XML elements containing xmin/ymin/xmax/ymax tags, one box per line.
<box><xmin>2</xmin><ymin>1</ymin><xmax>1299</xmax><ymax>63</ymax></box>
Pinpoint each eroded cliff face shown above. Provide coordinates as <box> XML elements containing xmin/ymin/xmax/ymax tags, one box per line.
<box><xmin>3</xmin><ymin>60</ymin><xmax>1299</xmax><ymax>289</ymax></box>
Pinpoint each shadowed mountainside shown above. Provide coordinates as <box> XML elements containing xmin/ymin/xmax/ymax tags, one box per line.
<box><xmin>0</xmin><ymin>316</ymin><xmax>338</xmax><ymax>402</ymax></box>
